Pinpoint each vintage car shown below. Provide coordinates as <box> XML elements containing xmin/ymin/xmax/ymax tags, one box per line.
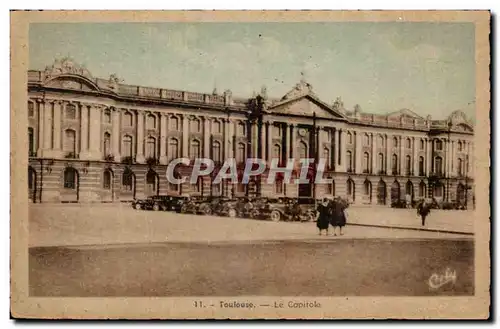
<box><xmin>165</xmin><ymin>196</ymin><xmax>190</xmax><ymax>213</ymax></box>
<box><xmin>131</xmin><ymin>195</ymin><xmax>171</xmax><ymax>211</ymax></box>
<box><xmin>259</xmin><ymin>197</ymin><xmax>316</xmax><ymax>222</ymax></box>
<box><xmin>234</xmin><ymin>197</ymin><xmax>267</xmax><ymax>219</ymax></box>
<box><xmin>202</xmin><ymin>197</ymin><xmax>239</xmax><ymax>217</ymax></box>
<box><xmin>180</xmin><ymin>196</ymin><xmax>205</xmax><ymax>214</ymax></box>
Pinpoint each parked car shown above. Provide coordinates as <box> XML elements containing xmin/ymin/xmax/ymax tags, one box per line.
<box><xmin>264</xmin><ymin>197</ymin><xmax>316</xmax><ymax>222</ymax></box>
<box><xmin>165</xmin><ymin>196</ymin><xmax>190</xmax><ymax>213</ymax></box>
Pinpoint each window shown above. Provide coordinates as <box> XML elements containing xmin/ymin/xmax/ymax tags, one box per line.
<box><xmin>237</xmin><ymin>122</ymin><xmax>246</xmax><ymax>136</ymax></box>
<box><xmin>347</xmin><ymin>151</ymin><xmax>353</xmax><ymax>172</ymax></box>
<box><xmin>28</xmin><ymin>102</ymin><xmax>34</xmax><ymax>117</ymax></box>
<box><xmin>405</xmin><ymin>138</ymin><xmax>411</xmax><ymax>149</ymax></box>
<box><xmin>275</xmin><ymin>178</ymin><xmax>284</xmax><ymax>194</ymax></box>
<box><xmin>363</xmin><ymin>152</ymin><xmax>370</xmax><ymax>173</ymax></box>
<box><xmin>420</xmin><ymin>139</ymin><xmax>425</xmax><ymax>150</ymax></box>
<box><xmin>212</xmin><ymin>120</ymin><xmax>222</xmax><ymax>134</ymax></box>
<box><xmin>273</xmin><ymin>144</ymin><xmax>281</xmax><ymax>161</ymax></box>
<box><xmin>392</xmin><ymin>154</ymin><xmax>398</xmax><ymax>174</ymax></box>
<box><xmin>458</xmin><ymin>158</ymin><xmax>463</xmax><ymax>176</ymax></box>
<box><xmin>122</xmin><ymin>169</ymin><xmax>134</xmax><ymax>191</ymax></box>
<box><xmin>435</xmin><ymin>139</ymin><xmax>443</xmax><ymax>151</ymax></box>
<box><xmin>405</xmin><ymin>155</ymin><xmax>411</xmax><ymax>175</ymax></box>
<box><xmin>347</xmin><ymin>179</ymin><xmax>355</xmax><ymax>196</ymax></box>
<box><xmin>63</xmin><ymin>167</ymin><xmax>77</xmax><ymax>189</ymax></box>
<box><xmin>419</xmin><ymin>156</ymin><xmax>425</xmax><ymax>176</ymax></box>
<box><xmin>434</xmin><ymin>156</ymin><xmax>443</xmax><ymax>175</ymax></box>
<box><xmin>236</xmin><ymin>143</ymin><xmax>246</xmax><ymax>163</ymax></box>
<box><xmin>146</xmin><ymin>114</ymin><xmax>156</xmax><ymax>130</ymax></box>
<box><xmin>393</xmin><ymin>137</ymin><xmax>398</xmax><ymax>148</ymax></box>
<box><xmin>212</xmin><ymin>141</ymin><xmax>221</xmax><ymax>163</ymax></box>
<box><xmin>146</xmin><ymin>170</ymin><xmax>157</xmax><ymax>195</ymax></box>
<box><xmin>190</xmin><ymin>140</ymin><xmax>200</xmax><ymax>160</ymax></box>
<box><xmin>124</xmin><ymin>112</ymin><xmax>133</xmax><ymax>127</ymax></box>
<box><xmin>65</xmin><ymin>104</ymin><xmax>76</xmax><ymax>119</ymax></box>
<box><xmin>64</xmin><ymin>129</ymin><xmax>76</xmax><ymax>155</ymax></box>
<box><xmin>146</xmin><ymin>136</ymin><xmax>156</xmax><ymax>158</ymax></box>
<box><xmin>103</xmin><ymin>132</ymin><xmax>111</xmax><ymax>156</ymax></box>
<box><xmin>363</xmin><ymin>133</ymin><xmax>370</xmax><ymax>146</ymax></box>
<box><xmin>364</xmin><ymin>180</ymin><xmax>371</xmax><ymax>195</ymax></box>
<box><xmin>168</xmin><ymin>138</ymin><xmax>179</xmax><ymax>161</ymax></box>
<box><xmin>378</xmin><ymin>153</ymin><xmax>384</xmax><ymax>172</ymax></box>
<box><xmin>28</xmin><ymin>128</ymin><xmax>34</xmax><ymax>156</ymax></box>
<box><xmin>434</xmin><ymin>183</ymin><xmax>443</xmax><ymax>198</ymax></box>
<box><xmin>170</xmin><ymin>116</ymin><xmax>179</xmax><ymax>131</ymax></box>
<box><xmin>458</xmin><ymin>141</ymin><xmax>463</xmax><ymax>152</ymax></box>
<box><xmin>169</xmin><ymin>171</ymin><xmax>181</xmax><ymax>192</ymax></box>
<box><xmin>378</xmin><ymin>135</ymin><xmax>384</xmax><ymax>148</ymax></box>
<box><xmin>298</xmin><ymin>142</ymin><xmax>308</xmax><ymax>159</ymax></box>
<box><xmin>104</xmin><ymin>109</ymin><xmax>111</xmax><ymax>124</ymax></box>
<box><xmin>327</xmin><ymin>181</ymin><xmax>335</xmax><ymax>196</ymax></box>
<box><xmin>103</xmin><ymin>170</ymin><xmax>112</xmax><ymax>189</ymax></box>
<box><xmin>191</xmin><ymin>118</ymin><xmax>201</xmax><ymax>132</ymax></box>
<box><xmin>347</xmin><ymin>132</ymin><xmax>353</xmax><ymax>144</ymax></box>
<box><xmin>123</xmin><ymin>135</ymin><xmax>133</xmax><ymax>157</ymax></box>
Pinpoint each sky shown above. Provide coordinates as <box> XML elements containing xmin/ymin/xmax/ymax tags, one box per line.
<box><xmin>29</xmin><ymin>22</ymin><xmax>476</xmax><ymax>119</ymax></box>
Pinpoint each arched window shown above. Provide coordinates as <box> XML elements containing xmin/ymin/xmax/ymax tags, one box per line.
<box><xmin>363</xmin><ymin>152</ymin><xmax>370</xmax><ymax>173</ymax></box>
<box><xmin>347</xmin><ymin>132</ymin><xmax>353</xmax><ymax>144</ymax></box>
<box><xmin>170</xmin><ymin>116</ymin><xmax>179</xmax><ymax>131</ymax></box>
<box><xmin>298</xmin><ymin>142</ymin><xmax>308</xmax><ymax>159</ymax></box>
<box><xmin>123</xmin><ymin>112</ymin><xmax>133</xmax><ymax>127</ymax></box>
<box><xmin>146</xmin><ymin>114</ymin><xmax>156</xmax><ymax>130</ymax></box>
<box><xmin>191</xmin><ymin>118</ymin><xmax>201</xmax><ymax>132</ymax></box>
<box><xmin>64</xmin><ymin>129</ymin><xmax>76</xmax><ymax>156</ymax></box>
<box><xmin>63</xmin><ymin>167</ymin><xmax>77</xmax><ymax>189</ymax></box>
<box><xmin>212</xmin><ymin>141</ymin><xmax>221</xmax><ymax>163</ymax></box>
<box><xmin>419</xmin><ymin>156</ymin><xmax>425</xmax><ymax>176</ymax></box>
<box><xmin>435</xmin><ymin>156</ymin><xmax>443</xmax><ymax>175</ymax></box>
<box><xmin>146</xmin><ymin>136</ymin><xmax>156</xmax><ymax>158</ymax></box>
<box><xmin>420</xmin><ymin>139</ymin><xmax>425</xmax><ymax>150</ymax></box>
<box><xmin>392</xmin><ymin>154</ymin><xmax>398</xmax><ymax>174</ymax></box>
<box><xmin>237</xmin><ymin>122</ymin><xmax>246</xmax><ymax>136</ymax></box>
<box><xmin>274</xmin><ymin>178</ymin><xmax>284</xmax><ymax>194</ymax></box>
<box><xmin>104</xmin><ymin>109</ymin><xmax>111</xmax><ymax>124</ymax></box>
<box><xmin>236</xmin><ymin>143</ymin><xmax>246</xmax><ymax>163</ymax></box>
<box><xmin>123</xmin><ymin>135</ymin><xmax>133</xmax><ymax>158</ymax></box>
<box><xmin>347</xmin><ymin>151</ymin><xmax>353</xmax><ymax>172</ymax></box>
<box><xmin>65</xmin><ymin>104</ymin><xmax>76</xmax><ymax>119</ymax></box>
<box><xmin>273</xmin><ymin>144</ymin><xmax>281</xmax><ymax>161</ymax></box>
<box><xmin>364</xmin><ymin>180</ymin><xmax>371</xmax><ymax>195</ymax></box>
<box><xmin>103</xmin><ymin>169</ymin><xmax>112</xmax><ymax>189</ymax></box>
<box><xmin>378</xmin><ymin>135</ymin><xmax>384</xmax><ymax>147</ymax></box>
<box><xmin>405</xmin><ymin>155</ymin><xmax>411</xmax><ymax>175</ymax></box>
<box><xmin>168</xmin><ymin>138</ymin><xmax>179</xmax><ymax>161</ymax></box>
<box><xmin>378</xmin><ymin>153</ymin><xmax>384</xmax><ymax>172</ymax></box>
<box><xmin>406</xmin><ymin>138</ymin><xmax>411</xmax><ymax>149</ymax></box>
<box><xmin>103</xmin><ymin>132</ymin><xmax>111</xmax><ymax>156</ymax></box>
<box><xmin>190</xmin><ymin>139</ymin><xmax>200</xmax><ymax>160</ymax></box>
<box><xmin>212</xmin><ymin>120</ymin><xmax>222</xmax><ymax>134</ymax></box>
<box><xmin>347</xmin><ymin>179</ymin><xmax>355</xmax><ymax>199</ymax></box>
<box><xmin>458</xmin><ymin>158</ymin><xmax>463</xmax><ymax>176</ymax></box>
<box><xmin>435</xmin><ymin>139</ymin><xmax>443</xmax><ymax>151</ymax></box>
<box><xmin>122</xmin><ymin>168</ymin><xmax>134</xmax><ymax>191</ymax></box>
<box><xmin>28</xmin><ymin>127</ymin><xmax>34</xmax><ymax>156</ymax></box>
<box><xmin>363</xmin><ymin>133</ymin><xmax>370</xmax><ymax>146</ymax></box>
<box><xmin>393</xmin><ymin>136</ymin><xmax>398</xmax><ymax>148</ymax></box>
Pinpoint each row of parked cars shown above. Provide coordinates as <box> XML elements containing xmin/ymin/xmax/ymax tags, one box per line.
<box><xmin>131</xmin><ymin>195</ymin><xmax>319</xmax><ymax>222</ymax></box>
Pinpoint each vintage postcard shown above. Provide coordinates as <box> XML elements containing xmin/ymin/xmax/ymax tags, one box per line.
<box><xmin>10</xmin><ymin>10</ymin><xmax>490</xmax><ymax>319</ymax></box>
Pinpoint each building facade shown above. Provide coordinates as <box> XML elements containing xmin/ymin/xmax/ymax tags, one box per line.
<box><xmin>27</xmin><ymin>58</ymin><xmax>475</xmax><ymax>206</ymax></box>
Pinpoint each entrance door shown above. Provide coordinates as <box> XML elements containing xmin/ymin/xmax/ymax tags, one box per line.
<box><xmin>298</xmin><ymin>183</ymin><xmax>312</xmax><ymax>197</ymax></box>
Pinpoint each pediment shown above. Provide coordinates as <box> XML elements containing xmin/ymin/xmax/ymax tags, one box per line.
<box><xmin>44</xmin><ymin>75</ymin><xmax>100</xmax><ymax>92</ymax></box>
<box><xmin>269</xmin><ymin>95</ymin><xmax>345</xmax><ymax>119</ymax></box>
<box><xmin>455</xmin><ymin>122</ymin><xmax>474</xmax><ymax>133</ymax></box>
<box><xmin>387</xmin><ymin>108</ymin><xmax>423</xmax><ymax>119</ymax></box>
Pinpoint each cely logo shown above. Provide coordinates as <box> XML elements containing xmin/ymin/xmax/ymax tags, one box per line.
<box><xmin>428</xmin><ymin>268</ymin><xmax>457</xmax><ymax>290</ymax></box>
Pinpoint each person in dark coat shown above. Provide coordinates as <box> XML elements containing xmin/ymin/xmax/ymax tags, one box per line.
<box><xmin>316</xmin><ymin>198</ymin><xmax>331</xmax><ymax>235</ymax></box>
<box><xmin>417</xmin><ymin>200</ymin><xmax>431</xmax><ymax>226</ymax></box>
<box><xmin>330</xmin><ymin>197</ymin><xmax>347</xmax><ymax>236</ymax></box>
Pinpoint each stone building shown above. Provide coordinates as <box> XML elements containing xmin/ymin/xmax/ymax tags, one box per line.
<box><xmin>27</xmin><ymin>58</ymin><xmax>475</xmax><ymax>206</ymax></box>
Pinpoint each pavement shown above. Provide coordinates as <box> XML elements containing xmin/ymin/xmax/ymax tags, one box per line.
<box><xmin>29</xmin><ymin>204</ymin><xmax>474</xmax><ymax>248</ymax></box>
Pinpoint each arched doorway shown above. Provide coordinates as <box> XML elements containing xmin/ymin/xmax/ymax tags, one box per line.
<box><xmin>457</xmin><ymin>183</ymin><xmax>466</xmax><ymax>205</ymax></box>
<box><xmin>145</xmin><ymin>169</ymin><xmax>159</xmax><ymax>196</ymax></box>
<box><xmin>390</xmin><ymin>180</ymin><xmax>400</xmax><ymax>204</ymax></box>
<box><xmin>405</xmin><ymin>181</ymin><xmax>414</xmax><ymax>205</ymax></box>
<box><xmin>346</xmin><ymin>178</ymin><xmax>355</xmax><ymax>202</ymax></box>
<box><xmin>121</xmin><ymin>167</ymin><xmax>136</xmax><ymax>200</ymax></box>
<box><xmin>62</xmin><ymin>167</ymin><xmax>79</xmax><ymax>202</ymax></box>
<box><xmin>102</xmin><ymin>168</ymin><xmax>114</xmax><ymax>202</ymax></box>
<box><xmin>363</xmin><ymin>179</ymin><xmax>372</xmax><ymax>204</ymax></box>
<box><xmin>419</xmin><ymin>181</ymin><xmax>427</xmax><ymax>200</ymax></box>
<box><xmin>28</xmin><ymin>166</ymin><xmax>36</xmax><ymax>202</ymax></box>
<box><xmin>433</xmin><ymin>182</ymin><xmax>444</xmax><ymax>201</ymax></box>
<box><xmin>377</xmin><ymin>179</ymin><xmax>387</xmax><ymax>205</ymax></box>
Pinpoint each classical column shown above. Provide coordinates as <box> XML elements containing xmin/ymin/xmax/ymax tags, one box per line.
<box><xmin>224</xmin><ymin>119</ymin><xmax>230</xmax><ymax>159</ymax></box>
<box><xmin>386</xmin><ymin>135</ymin><xmax>391</xmax><ymax>174</ymax></box>
<box><xmin>266</xmin><ymin>121</ymin><xmax>272</xmax><ymax>161</ymax></box>
<box><xmin>88</xmin><ymin>104</ymin><xmax>102</xmax><ymax>160</ymax></box>
<box><xmin>111</xmin><ymin>108</ymin><xmax>121</xmax><ymax>161</ymax></box>
<box><xmin>399</xmin><ymin>136</ymin><xmax>403</xmax><ymax>174</ymax></box>
<box><xmin>53</xmin><ymin>101</ymin><xmax>62</xmax><ymax>153</ymax></box>
<box><xmin>355</xmin><ymin>131</ymin><xmax>362</xmax><ymax>173</ymax></box>
<box><xmin>204</xmin><ymin>117</ymin><xmax>210</xmax><ymax>158</ymax></box>
<box><xmin>136</xmin><ymin>111</ymin><xmax>145</xmax><ymax>163</ymax></box>
<box><xmin>228</xmin><ymin>120</ymin><xmax>234</xmax><ymax>159</ymax></box>
<box><xmin>291</xmin><ymin>125</ymin><xmax>297</xmax><ymax>160</ymax></box>
<box><xmin>159</xmin><ymin>113</ymin><xmax>168</xmax><ymax>164</ymax></box>
<box><xmin>253</xmin><ymin>122</ymin><xmax>259</xmax><ymax>158</ymax></box>
<box><xmin>426</xmin><ymin>138</ymin><xmax>432</xmax><ymax>175</ymax></box>
<box><xmin>412</xmin><ymin>137</ymin><xmax>417</xmax><ymax>176</ymax></box>
<box><xmin>285</xmin><ymin>124</ymin><xmax>291</xmax><ymax>160</ymax></box>
<box><xmin>182</xmin><ymin>115</ymin><xmax>189</xmax><ymax>158</ymax></box>
<box><xmin>338</xmin><ymin>129</ymin><xmax>345</xmax><ymax>172</ymax></box>
<box><xmin>36</xmin><ymin>100</ymin><xmax>45</xmax><ymax>155</ymax></box>
<box><xmin>371</xmin><ymin>133</ymin><xmax>376</xmax><ymax>174</ymax></box>
<box><xmin>317</xmin><ymin>126</ymin><xmax>324</xmax><ymax>160</ymax></box>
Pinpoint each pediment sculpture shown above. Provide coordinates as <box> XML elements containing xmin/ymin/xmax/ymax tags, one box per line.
<box><xmin>43</xmin><ymin>57</ymin><xmax>94</xmax><ymax>80</ymax></box>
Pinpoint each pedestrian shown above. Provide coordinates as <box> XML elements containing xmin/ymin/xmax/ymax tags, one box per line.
<box><xmin>316</xmin><ymin>198</ymin><xmax>331</xmax><ymax>235</ymax></box>
<box><xmin>417</xmin><ymin>200</ymin><xmax>431</xmax><ymax>227</ymax></box>
<box><xmin>330</xmin><ymin>197</ymin><xmax>347</xmax><ymax>236</ymax></box>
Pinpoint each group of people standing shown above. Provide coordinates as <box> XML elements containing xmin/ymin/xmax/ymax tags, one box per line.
<box><xmin>316</xmin><ymin>197</ymin><xmax>348</xmax><ymax>236</ymax></box>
